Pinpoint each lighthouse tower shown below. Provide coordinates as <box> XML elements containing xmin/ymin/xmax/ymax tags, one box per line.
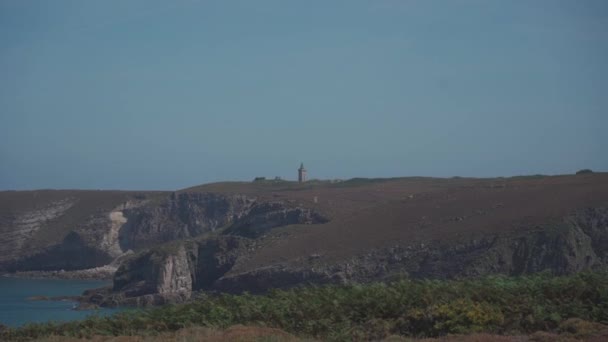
<box><xmin>298</xmin><ymin>163</ymin><xmax>307</xmax><ymax>183</ymax></box>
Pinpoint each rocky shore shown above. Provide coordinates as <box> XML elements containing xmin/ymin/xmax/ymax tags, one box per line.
<box><xmin>4</xmin><ymin>265</ymin><xmax>117</xmax><ymax>281</ymax></box>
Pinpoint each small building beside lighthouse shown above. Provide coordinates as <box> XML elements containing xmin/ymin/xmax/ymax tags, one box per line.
<box><xmin>298</xmin><ymin>163</ymin><xmax>307</xmax><ymax>183</ymax></box>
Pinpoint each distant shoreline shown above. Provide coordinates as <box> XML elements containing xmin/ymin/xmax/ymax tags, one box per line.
<box><xmin>2</xmin><ymin>265</ymin><xmax>116</xmax><ymax>281</ymax></box>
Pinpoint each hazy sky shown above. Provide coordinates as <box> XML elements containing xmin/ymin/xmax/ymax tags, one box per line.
<box><xmin>1</xmin><ymin>0</ymin><xmax>606</xmax><ymax>190</ymax></box>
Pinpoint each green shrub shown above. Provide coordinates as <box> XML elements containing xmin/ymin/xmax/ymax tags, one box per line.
<box><xmin>2</xmin><ymin>272</ymin><xmax>608</xmax><ymax>341</ymax></box>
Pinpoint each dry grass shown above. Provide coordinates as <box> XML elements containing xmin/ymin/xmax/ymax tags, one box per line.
<box><xmin>37</xmin><ymin>328</ymin><xmax>608</xmax><ymax>342</ymax></box>
<box><xmin>39</xmin><ymin>325</ymin><xmax>300</xmax><ymax>342</ymax></box>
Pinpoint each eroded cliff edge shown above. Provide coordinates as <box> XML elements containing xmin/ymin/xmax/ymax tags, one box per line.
<box><xmin>0</xmin><ymin>188</ymin><xmax>327</xmax><ymax>277</ymax></box>
<box><xmin>88</xmin><ymin>206</ymin><xmax>608</xmax><ymax>307</ymax></box>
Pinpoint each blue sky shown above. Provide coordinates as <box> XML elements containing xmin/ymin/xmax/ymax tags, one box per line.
<box><xmin>1</xmin><ymin>0</ymin><xmax>606</xmax><ymax>190</ymax></box>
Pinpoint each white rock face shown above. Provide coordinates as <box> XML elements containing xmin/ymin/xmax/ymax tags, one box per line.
<box><xmin>101</xmin><ymin>200</ymin><xmax>148</xmax><ymax>259</ymax></box>
<box><xmin>156</xmin><ymin>246</ymin><xmax>193</xmax><ymax>296</ymax></box>
<box><xmin>101</xmin><ymin>210</ymin><xmax>127</xmax><ymax>258</ymax></box>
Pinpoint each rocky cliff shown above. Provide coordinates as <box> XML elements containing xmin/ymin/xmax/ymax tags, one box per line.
<box><xmin>204</xmin><ymin>208</ymin><xmax>608</xmax><ymax>292</ymax></box>
<box><xmin>2</xmin><ymin>174</ymin><xmax>607</xmax><ymax>306</ymax></box>
<box><xmin>0</xmin><ymin>189</ymin><xmax>327</xmax><ymax>276</ymax></box>
<box><xmin>117</xmin><ymin>193</ymin><xmax>254</xmax><ymax>250</ymax></box>
<box><xmin>87</xmin><ymin>236</ymin><xmax>249</xmax><ymax>307</ymax></box>
<box><xmin>93</xmin><ymin>206</ymin><xmax>608</xmax><ymax>306</ymax></box>
<box><xmin>0</xmin><ymin>191</ymin><xmax>154</xmax><ymax>272</ymax></box>
<box><xmin>119</xmin><ymin>193</ymin><xmax>327</xmax><ymax>249</ymax></box>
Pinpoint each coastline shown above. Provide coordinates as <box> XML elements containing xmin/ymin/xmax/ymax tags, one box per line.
<box><xmin>3</xmin><ymin>265</ymin><xmax>116</xmax><ymax>281</ymax></box>
<box><xmin>0</xmin><ymin>277</ymin><xmax>119</xmax><ymax>327</ymax></box>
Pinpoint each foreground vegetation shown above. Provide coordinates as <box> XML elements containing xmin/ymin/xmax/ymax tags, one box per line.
<box><xmin>3</xmin><ymin>272</ymin><xmax>608</xmax><ymax>341</ymax></box>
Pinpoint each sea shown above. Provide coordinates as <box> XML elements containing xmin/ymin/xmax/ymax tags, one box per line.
<box><xmin>0</xmin><ymin>276</ymin><xmax>121</xmax><ymax>327</ymax></box>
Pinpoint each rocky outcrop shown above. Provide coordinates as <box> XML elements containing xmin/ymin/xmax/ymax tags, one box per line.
<box><xmin>156</xmin><ymin>246</ymin><xmax>193</xmax><ymax>295</ymax></box>
<box><xmin>0</xmin><ymin>190</ymin><xmax>326</xmax><ymax>275</ymax></box>
<box><xmin>214</xmin><ymin>265</ymin><xmax>337</xmax><ymax>294</ymax></box>
<box><xmin>95</xmin><ymin>207</ymin><xmax>608</xmax><ymax>305</ymax></box>
<box><xmin>118</xmin><ymin>193</ymin><xmax>256</xmax><ymax>250</ymax></box>
<box><xmin>119</xmin><ymin>194</ymin><xmax>327</xmax><ymax>249</ymax></box>
<box><xmin>1</xmin><ymin>199</ymin><xmax>150</xmax><ymax>272</ymax></box>
<box><xmin>13</xmin><ymin>265</ymin><xmax>118</xmax><ymax>280</ymax></box>
<box><xmin>223</xmin><ymin>202</ymin><xmax>329</xmax><ymax>238</ymax></box>
<box><xmin>0</xmin><ymin>191</ymin><xmax>158</xmax><ymax>272</ymax></box>
<box><xmin>94</xmin><ymin>236</ymin><xmax>250</xmax><ymax>306</ymax></box>
<box><xmin>330</xmin><ymin>223</ymin><xmax>600</xmax><ymax>283</ymax></box>
<box><xmin>11</xmin><ymin>231</ymin><xmax>115</xmax><ymax>271</ymax></box>
<box><xmin>569</xmin><ymin>207</ymin><xmax>608</xmax><ymax>261</ymax></box>
<box><xmin>206</xmin><ymin>208</ymin><xmax>602</xmax><ymax>296</ymax></box>
<box><xmin>0</xmin><ymin>198</ymin><xmax>75</xmax><ymax>265</ymax></box>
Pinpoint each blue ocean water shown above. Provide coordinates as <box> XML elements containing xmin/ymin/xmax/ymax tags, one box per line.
<box><xmin>0</xmin><ymin>277</ymin><xmax>120</xmax><ymax>327</ymax></box>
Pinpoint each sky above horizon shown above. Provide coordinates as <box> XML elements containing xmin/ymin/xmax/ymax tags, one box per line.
<box><xmin>1</xmin><ymin>0</ymin><xmax>607</xmax><ymax>190</ymax></box>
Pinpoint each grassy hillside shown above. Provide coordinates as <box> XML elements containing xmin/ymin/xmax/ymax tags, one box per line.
<box><xmin>3</xmin><ymin>272</ymin><xmax>607</xmax><ymax>341</ymax></box>
<box><xmin>221</xmin><ymin>173</ymin><xmax>608</xmax><ymax>272</ymax></box>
